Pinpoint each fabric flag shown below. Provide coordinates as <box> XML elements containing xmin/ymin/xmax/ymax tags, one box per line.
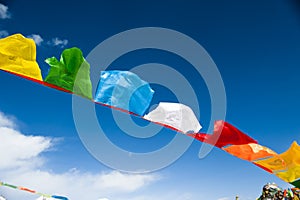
<box><xmin>45</xmin><ymin>47</ymin><xmax>92</xmax><ymax>99</ymax></box>
<box><xmin>276</xmin><ymin>165</ymin><xmax>300</xmax><ymax>183</ymax></box>
<box><xmin>259</xmin><ymin>141</ymin><xmax>300</xmax><ymax>183</ymax></box>
<box><xmin>254</xmin><ymin>141</ymin><xmax>300</xmax><ymax>182</ymax></box>
<box><xmin>144</xmin><ymin>102</ymin><xmax>201</xmax><ymax>133</ymax></box>
<box><xmin>95</xmin><ymin>70</ymin><xmax>154</xmax><ymax>116</ymax></box>
<box><xmin>222</xmin><ymin>143</ymin><xmax>277</xmax><ymax>161</ymax></box>
<box><xmin>188</xmin><ymin>120</ymin><xmax>257</xmax><ymax>148</ymax></box>
<box><xmin>0</xmin><ymin>33</ymin><xmax>43</xmax><ymax>81</ymax></box>
<box><xmin>51</xmin><ymin>196</ymin><xmax>69</xmax><ymax>200</ymax></box>
<box><xmin>291</xmin><ymin>180</ymin><xmax>300</xmax><ymax>190</ymax></box>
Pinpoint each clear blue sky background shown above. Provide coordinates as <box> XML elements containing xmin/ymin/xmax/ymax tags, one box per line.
<box><xmin>0</xmin><ymin>0</ymin><xmax>300</xmax><ymax>199</ymax></box>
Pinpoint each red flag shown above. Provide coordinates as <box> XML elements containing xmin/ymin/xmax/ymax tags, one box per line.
<box><xmin>188</xmin><ymin>120</ymin><xmax>257</xmax><ymax>148</ymax></box>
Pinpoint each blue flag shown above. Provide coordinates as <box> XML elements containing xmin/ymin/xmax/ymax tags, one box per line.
<box><xmin>95</xmin><ymin>70</ymin><xmax>154</xmax><ymax>116</ymax></box>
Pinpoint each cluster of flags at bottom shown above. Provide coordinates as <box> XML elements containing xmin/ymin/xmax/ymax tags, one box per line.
<box><xmin>0</xmin><ymin>181</ymin><xmax>68</xmax><ymax>200</ymax></box>
<box><xmin>1</xmin><ymin>33</ymin><xmax>300</xmax><ymax>199</ymax></box>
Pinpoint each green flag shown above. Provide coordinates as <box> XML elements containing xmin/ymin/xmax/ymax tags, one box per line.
<box><xmin>45</xmin><ymin>47</ymin><xmax>92</xmax><ymax>99</ymax></box>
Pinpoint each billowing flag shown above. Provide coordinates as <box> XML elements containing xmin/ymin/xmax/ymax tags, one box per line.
<box><xmin>188</xmin><ymin>120</ymin><xmax>257</xmax><ymax>148</ymax></box>
<box><xmin>276</xmin><ymin>165</ymin><xmax>300</xmax><ymax>182</ymax></box>
<box><xmin>45</xmin><ymin>47</ymin><xmax>93</xmax><ymax>99</ymax></box>
<box><xmin>95</xmin><ymin>70</ymin><xmax>154</xmax><ymax>116</ymax></box>
<box><xmin>255</xmin><ymin>142</ymin><xmax>300</xmax><ymax>175</ymax></box>
<box><xmin>223</xmin><ymin>143</ymin><xmax>277</xmax><ymax>161</ymax></box>
<box><xmin>144</xmin><ymin>102</ymin><xmax>201</xmax><ymax>133</ymax></box>
<box><xmin>0</xmin><ymin>34</ymin><xmax>42</xmax><ymax>81</ymax></box>
<box><xmin>254</xmin><ymin>142</ymin><xmax>300</xmax><ymax>183</ymax></box>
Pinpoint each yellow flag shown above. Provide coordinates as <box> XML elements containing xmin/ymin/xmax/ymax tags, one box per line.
<box><xmin>0</xmin><ymin>34</ymin><xmax>42</xmax><ymax>81</ymax></box>
<box><xmin>254</xmin><ymin>141</ymin><xmax>300</xmax><ymax>177</ymax></box>
<box><xmin>276</xmin><ymin>165</ymin><xmax>300</xmax><ymax>182</ymax></box>
<box><xmin>223</xmin><ymin>143</ymin><xmax>277</xmax><ymax>161</ymax></box>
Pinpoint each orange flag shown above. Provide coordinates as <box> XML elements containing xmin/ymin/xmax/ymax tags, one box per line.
<box><xmin>222</xmin><ymin>143</ymin><xmax>277</xmax><ymax>161</ymax></box>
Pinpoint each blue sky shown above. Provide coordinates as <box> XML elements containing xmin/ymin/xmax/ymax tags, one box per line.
<box><xmin>0</xmin><ymin>0</ymin><xmax>300</xmax><ymax>199</ymax></box>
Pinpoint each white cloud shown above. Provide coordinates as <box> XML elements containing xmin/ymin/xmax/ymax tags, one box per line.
<box><xmin>25</xmin><ymin>34</ymin><xmax>68</xmax><ymax>48</ymax></box>
<box><xmin>98</xmin><ymin>171</ymin><xmax>156</xmax><ymax>192</ymax></box>
<box><xmin>0</xmin><ymin>127</ymin><xmax>52</xmax><ymax>170</ymax></box>
<box><xmin>0</xmin><ymin>113</ymin><xmax>52</xmax><ymax>170</ymax></box>
<box><xmin>0</xmin><ymin>3</ymin><xmax>10</xmax><ymax>19</ymax></box>
<box><xmin>47</xmin><ymin>37</ymin><xmax>68</xmax><ymax>48</ymax></box>
<box><xmin>0</xmin><ymin>111</ymin><xmax>15</xmax><ymax>128</ymax></box>
<box><xmin>217</xmin><ymin>198</ymin><xmax>230</xmax><ymax>200</ymax></box>
<box><xmin>27</xmin><ymin>34</ymin><xmax>44</xmax><ymax>46</ymax></box>
<box><xmin>0</xmin><ymin>30</ymin><xmax>8</xmax><ymax>38</ymax></box>
<box><xmin>118</xmin><ymin>192</ymin><xmax>194</xmax><ymax>200</ymax></box>
<box><xmin>2</xmin><ymin>168</ymin><xmax>158</xmax><ymax>200</ymax></box>
<box><xmin>0</xmin><ymin>111</ymin><xmax>159</xmax><ymax>200</ymax></box>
